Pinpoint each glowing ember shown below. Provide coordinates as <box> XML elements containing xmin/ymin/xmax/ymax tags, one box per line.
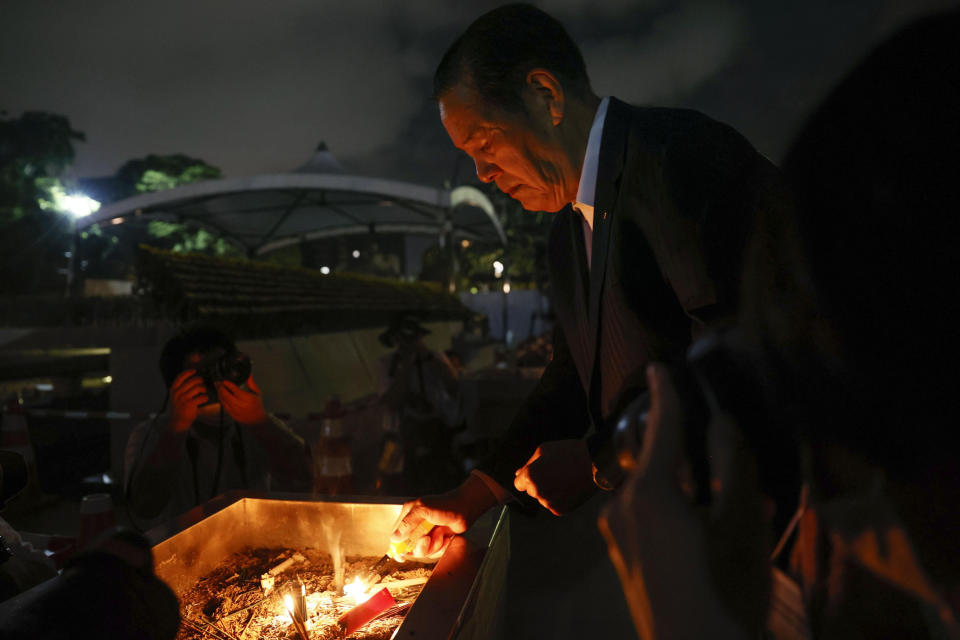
<box><xmin>344</xmin><ymin>576</ymin><xmax>372</xmax><ymax>605</ymax></box>
<box><xmin>175</xmin><ymin>548</ymin><xmax>433</xmax><ymax>639</ymax></box>
<box><xmin>275</xmin><ymin>595</ymin><xmax>294</xmax><ymax>626</ymax></box>
<box><xmin>306</xmin><ymin>591</ymin><xmax>332</xmax><ymax>611</ymax></box>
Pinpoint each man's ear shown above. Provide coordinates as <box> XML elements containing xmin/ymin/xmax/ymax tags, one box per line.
<box><xmin>523</xmin><ymin>69</ymin><xmax>565</xmax><ymax>126</ymax></box>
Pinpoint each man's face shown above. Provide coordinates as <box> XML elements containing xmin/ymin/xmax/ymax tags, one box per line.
<box><xmin>439</xmin><ymin>83</ymin><xmax>576</xmax><ymax>213</ymax></box>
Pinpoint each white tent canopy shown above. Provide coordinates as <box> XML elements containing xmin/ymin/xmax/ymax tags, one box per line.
<box><xmin>78</xmin><ymin>143</ymin><xmax>506</xmax><ymax>256</ymax></box>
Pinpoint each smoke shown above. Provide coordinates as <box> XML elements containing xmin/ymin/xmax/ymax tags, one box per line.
<box><xmin>319</xmin><ymin>519</ymin><xmax>346</xmax><ymax>592</ymax></box>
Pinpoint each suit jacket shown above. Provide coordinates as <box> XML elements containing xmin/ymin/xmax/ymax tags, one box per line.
<box><xmin>479</xmin><ymin>97</ymin><xmax>785</xmax><ymax>490</ymax></box>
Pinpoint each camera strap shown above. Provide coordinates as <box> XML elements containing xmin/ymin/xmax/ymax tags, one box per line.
<box><xmin>185</xmin><ymin>417</ymin><xmax>250</xmax><ymax>505</ymax></box>
<box><xmin>232</xmin><ymin>426</ymin><xmax>249</xmax><ymax>490</ymax></box>
<box><xmin>185</xmin><ymin>431</ymin><xmax>201</xmax><ymax>506</ymax></box>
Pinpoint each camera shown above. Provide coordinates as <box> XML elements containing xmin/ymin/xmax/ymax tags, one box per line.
<box><xmin>189</xmin><ymin>348</ymin><xmax>252</xmax><ymax>405</ymax></box>
<box><xmin>594</xmin><ymin>332</ymin><xmax>799</xmax><ymax>515</ymax></box>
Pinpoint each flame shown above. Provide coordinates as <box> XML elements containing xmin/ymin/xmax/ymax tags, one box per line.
<box><xmin>276</xmin><ymin>594</ymin><xmax>294</xmax><ymax>625</ymax></box>
<box><xmin>343</xmin><ymin>576</ymin><xmax>371</xmax><ymax>605</ymax></box>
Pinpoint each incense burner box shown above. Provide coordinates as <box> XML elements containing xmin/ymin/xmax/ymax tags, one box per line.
<box><xmin>148</xmin><ymin>493</ymin><xmax>508</xmax><ymax>639</ymax></box>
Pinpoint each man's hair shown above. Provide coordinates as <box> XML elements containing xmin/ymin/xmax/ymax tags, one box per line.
<box><xmin>158</xmin><ymin>325</ymin><xmax>236</xmax><ymax>388</ymax></box>
<box><xmin>433</xmin><ymin>3</ymin><xmax>592</xmax><ymax>112</ymax></box>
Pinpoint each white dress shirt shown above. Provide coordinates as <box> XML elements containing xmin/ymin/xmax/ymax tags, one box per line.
<box><xmin>572</xmin><ymin>96</ymin><xmax>610</xmax><ymax>270</ymax></box>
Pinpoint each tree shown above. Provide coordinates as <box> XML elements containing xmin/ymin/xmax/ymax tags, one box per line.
<box><xmin>77</xmin><ymin>154</ymin><xmax>237</xmax><ymax>279</ymax></box>
<box><xmin>111</xmin><ymin>154</ymin><xmax>234</xmax><ymax>256</ymax></box>
<box><xmin>419</xmin><ymin>181</ymin><xmax>552</xmax><ymax>293</ymax></box>
<box><xmin>0</xmin><ymin>111</ymin><xmax>86</xmax><ymax>294</ymax></box>
<box><xmin>111</xmin><ymin>153</ymin><xmax>221</xmax><ymax>199</ymax></box>
<box><xmin>0</xmin><ymin>111</ymin><xmax>85</xmax><ymax>223</ymax></box>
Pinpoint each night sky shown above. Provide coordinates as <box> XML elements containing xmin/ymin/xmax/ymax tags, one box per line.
<box><xmin>2</xmin><ymin>0</ymin><xmax>956</xmax><ymax>189</ymax></box>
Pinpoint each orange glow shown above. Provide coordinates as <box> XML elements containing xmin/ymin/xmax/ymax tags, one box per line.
<box><xmin>343</xmin><ymin>576</ymin><xmax>371</xmax><ymax>605</ymax></box>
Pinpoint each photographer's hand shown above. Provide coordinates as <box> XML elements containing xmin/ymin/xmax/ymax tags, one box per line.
<box><xmin>217</xmin><ymin>375</ymin><xmax>269</xmax><ymax>425</ymax></box>
<box><xmin>168</xmin><ymin>370</ymin><xmax>207</xmax><ymax>432</ymax></box>
<box><xmin>598</xmin><ymin>364</ymin><xmax>768</xmax><ymax>640</ymax></box>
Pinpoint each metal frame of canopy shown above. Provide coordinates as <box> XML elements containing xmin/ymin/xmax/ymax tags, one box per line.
<box><xmin>78</xmin><ymin>174</ymin><xmax>506</xmax><ymax>258</ymax></box>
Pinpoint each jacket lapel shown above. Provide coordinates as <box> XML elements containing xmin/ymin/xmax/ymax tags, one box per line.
<box><xmin>586</xmin><ymin>98</ymin><xmax>629</xmax><ymax>379</ymax></box>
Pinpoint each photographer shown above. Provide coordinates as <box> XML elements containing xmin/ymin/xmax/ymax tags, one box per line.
<box><xmin>124</xmin><ymin>326</ymin><xmax>310</xmax><ymax>528</ymax></box>
<box><xmin>376</xmin><ymin>315</ymin><xmax>463</xmax><ymax>495</ymax></box>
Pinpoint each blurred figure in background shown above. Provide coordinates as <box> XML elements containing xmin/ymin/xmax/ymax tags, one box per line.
<box><xmin>124</xmin><ymin>325</ymin><xmax>310</xmax><ymax>529</ymax></box>
<box><xmin>0</xmin><ymin>450</ymin><xmax>56</xmax><ymax>602</ymax></box>
<box><xmin>0</xmin><ymin>527</ymin><xmax>180</xmax><ymax>640</ymax></box>
<box><xmin>601</xmin><ymin>10</ymin><xmax>960</xmax><ymax>640</ymax></box>
<box><xmin>377</xmin><ymin>314</ymin><xmax>463</xmax><ymax>495</ymax></box>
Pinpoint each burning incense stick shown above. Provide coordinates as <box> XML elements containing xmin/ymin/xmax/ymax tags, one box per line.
<box><xmin>284</xmin><ymin>593</ymin><xmax>310</xmax><ymax>640</ymax></box>
<box><xmin>380</xmin><ymin>576</ymin><xmax>429</xmax><ymax>591</ymax></box>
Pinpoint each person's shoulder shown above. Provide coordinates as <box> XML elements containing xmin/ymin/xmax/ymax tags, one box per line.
<box><xmin>610</xmin><ymin>97</ymin><xmax>717</xmax><ymax>125</ymax></box>
<box><xmin>610</xmin><ymin>97</ymin><xmax>749</xmax><ymax>147</ymax></box>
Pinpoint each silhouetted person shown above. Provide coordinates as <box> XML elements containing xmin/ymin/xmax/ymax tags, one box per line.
<box><xmin>0</xmin><ymin>528</ymin><xmax>180</xmax><ymax>640</ymax></box>
<box><xmin>601</xmin><ymin>10</ymin><xmax>960</xmax><ymax>640</ymax></box>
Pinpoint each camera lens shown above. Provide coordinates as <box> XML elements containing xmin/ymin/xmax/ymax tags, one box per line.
<box><xmin>219</xmin><ymin>352</ymin><xmax>251</xmax><ymax>385</ymax></box>
<box><xmin>612</xmin><ymin>393</ymin><xmax>650</xmax><ymax>473</ymax></box>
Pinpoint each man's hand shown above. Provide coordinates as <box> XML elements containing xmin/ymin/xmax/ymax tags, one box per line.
<box><xmin>513</xmin><ymin>439</ymin><xmax>596</xmax><ymax>516</ymax></box>
<box><xmin>598</xmin><ymin>364</ymin><xmax>768</xmax><ymax>640</ymax></box>
<box><xmin>218</xmin><ymin>375</ymin><xmax>269</xmax><ymax>426</ymax></box>
<box><xmin>168</xmin><ymin>370</ymin><xmax>207</xmax><ymax>432</ymax></box>
<box><xmin>391</xmin><ymin>473</ymin><xmax>499</xmax><ymax>559</ymax></box>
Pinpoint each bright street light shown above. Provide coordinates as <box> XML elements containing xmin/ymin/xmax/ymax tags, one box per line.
<box><xmin>493</xmin><ymin>260</ymin><xmax>504</xmax><ymax>278</ymax></box>
<box><xmin>42</xmin><ymin>184</ymin><xmax>100</xmax><ymax>218</ymax></box>
<box><xmin>320</xmin><ymin>266</ymin><xmax>331</xmax><ymax>275</ymax></box>
<box><xmin>45</xmin><ymin>186</ymin><xmax>102</xmax><ymax>295</ymax></box>
<box><xmin>61</xmin><ymin>193</ymin><xmax>100</xmax><ymax>218</ymax></box>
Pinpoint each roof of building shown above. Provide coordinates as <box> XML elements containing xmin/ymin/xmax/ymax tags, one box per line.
<box><xmin>78</xmin><ymin>144</ymin><xmax>506</xmax><ymax>256</ymax></box>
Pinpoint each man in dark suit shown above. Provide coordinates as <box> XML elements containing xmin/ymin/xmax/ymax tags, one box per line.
<box><xmin>392</xmin><ymin>3</ymin><xmax>783</xmax><ymax>556</ymax></box>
